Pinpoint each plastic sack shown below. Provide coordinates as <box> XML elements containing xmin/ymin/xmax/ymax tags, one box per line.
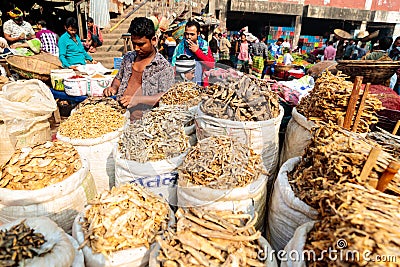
<box><xmin>72</xmin><ymin>206</ymin><xmax>175</xmax><ymax>267</ymax></box>
<box><xmin>0</xmin><ymin>217</ymin><xmax>75</xmax><ymax>267</ymax></box>
<box><xmin>177</xmin><ymin>174</ymin><xmax>268</xmax><ymax>231</ymax></box>
<box><xmin>268</xmin><ymin>157</ymin><xmax>318</xmax><ymax>252</ymax></box>
<box><xmin>196</xmin><ymin>105</ymin><xmax>284</xmax><ymax>179</ymax></box>
<box><xmin>0</xmin><ymin>79</ymin><xmax>57</xmax><ymax>134</ymax></box>
<box><xmin>281</xmin><ymin>221</ymin><xmax>316</xmax><ymax>267</ymax></box>
<box><xmin>0</xmin><ymin>158</ymin><xmax>97</xmax><ymax>233</ymax></box>
<box><xmin>57</xmin><ymin>112</ymin><xmax>129</xmax><ymax>193</ymax></box>
<box><xmin>114</xmin><ymin>148</ymin><xmax>186</xmax><ymax>206</ymax></box>
<box><xmin>279</xmin><ymin>108</ymin><xmax>315</xmax><ymax>167</ymax></box>
<box><xmin>67</xmin><ymin>234</ymin><xmax>85</xmax><ymax>267</ymax></box>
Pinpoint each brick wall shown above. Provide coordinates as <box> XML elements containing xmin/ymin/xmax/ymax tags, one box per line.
<box><xmin>304</xmin><ymin>0</ymin><xmax>366</xmax><ymax>9</ymax></box>
<box><xmin>371</xmin><ymin>0</ymin><xmax>400</xmax><ymax>12</ymax></box>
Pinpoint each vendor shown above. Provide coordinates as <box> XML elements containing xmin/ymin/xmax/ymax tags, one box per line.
<box><xmin>3</xmin><ymin>7</ymin><xmax>35</xmax><ymax>49</ymax></box>
<box><xmin>58</xmin><ymin>17</ymin><xmax>97</xmax><ymax>69</ymax></box>
<box><xmin>103</xmin><ymin>17</ymin><xmax>174</xmax><ymax>121</ymax></box>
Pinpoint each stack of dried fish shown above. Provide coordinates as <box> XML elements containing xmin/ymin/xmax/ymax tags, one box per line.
<box><xmin>156</xmin><ymin>208</ymin><xmax>267</xmax><ymax>266</ymax></box>
<box><xmin>289</xmin><ymin>123</ymin><xmax>400</xmax><ymax>214</ymax></box>
<box><xmin>179</xmin><ymin>136</ymin><xmax>266</xmax><ymax>189</ymax></box>
<box><xmin>58</xmin><ymin>103</ymin><xmax>125</xmax><ymax>139</ymax></box>
<box><xmin>367</xmin><ymin>130</ymin><xmax>400</xmax><ymax>160</ymax></box>
<box><xmin>75</xmin><ymin>97</ymin><xmax>126</xmax><ymax>114</ymax></box>
<box><xmin>200</xmin><ymin>75</ymin><xmax>280</xmax><ymax>121</ymax></box>
<box><xmin>160</xmin><ymin>82</ymin><xmax>202</xmax><ymax>107</ymax></box>
<box><xmin>119</xmin><ymin>106</ymin><xmax>190</xmax><ymax>162</ymax></box>
<box><xmin>296</xmin><ymin>71</ymin><xmax>382</xmax><ymax>132</ymax></box>
<box><xmin>0</xmin><ymin>141</ymin><xmax>81</xmax><ymax>190</ymax></box>
<box><xmin>0</xmin><ymin>221</ymin><xmax>46</xmax><ymax>267</ymax></box>
<box><xmin>305</xmin><ymin>183</ymin><xmax>400</xmax><ymax>266</ymax></box>
<box><xmin>80</xmin><ymin>184</ymin><xmax>169</xmax><ymax>255</ymax></box>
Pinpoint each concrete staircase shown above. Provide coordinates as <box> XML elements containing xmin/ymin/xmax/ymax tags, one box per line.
<box><xmin>91</xmin><ymin>3</ymin><xmax>151</xmax><ymax>69</ymax></box>
<box><xmin>92</xmin><ymin>0</ymin><xmax>208</xmax><ymax>69</ymax></box>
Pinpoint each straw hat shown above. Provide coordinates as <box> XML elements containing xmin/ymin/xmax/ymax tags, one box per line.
<box><xmin>334</xmin><ymin>29</ymin><xmax>352</xmax><ymax>40</ymax></box>
<box><xmin>356</xmin><ymin>31</ymin><xmax>369</xmax><ymax>39</ymax></box>
<box><xmin>361</xmin><ymin>30</ymin><xmax>380</xmax><ymax>42</ymax></box>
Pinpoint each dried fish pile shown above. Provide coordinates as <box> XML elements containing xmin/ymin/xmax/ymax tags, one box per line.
<box><xmin>160</xmin><ymin>82</ymin><xmax>202</xmax><ymax>107</ymax></box>
<box><xmin>119</xmin><ymin>106</ymin><xmax>190</xmax><ymax>162</ymax></box>
<box><xmin>179</xmin><ymin>136</ymin><xmax>266</xmax><ymax>189</ymax></box>
<box><xmin>75</xmin><ymin>97</ymin><xmax>126</xmax><ymax>114</ymax></box>
<box><xmin>200</xmin><ymin>76</ymin><xmax>280</xmax><ymax>121</ymax></box>
<box><xmin>58</xmin><ymin>103</ymin><xmax>125</xmax><ymax>139</ymax></box>
<box><xmin>367</xmin><ymin>131</ymin><xmax>400</xmax><ymax>160</ymax></box>
<box><xmin>0</xmin><ymin>221</ymin><xmax>46</xmax><ymax>267</ymax></box>
<box><xmin>156</xmin><ymin>208</ymin><xmax>266</xmax><ymax>267</ymax></box>
<box><xmin>80</xmin><ymin>184</ymin><xmax>169</xmax><ymax>255</ymax></box>
<box><xmin>296</xmin><ymin>71</ymin><xmax>382</xmax><ymax>132</ymax></box>
<box><xmin>0</xmin><ymin>141</ymin><xmax>81</xmax><ymax>190</ymax></box>
<box><xmin>288</xmin><ymin>123</ymin><xmax>400</xmax><ymax>213</ymax></box>
<box><xmin>305</xmin><ymin>183</ymin><xmax>400</xmax><ymax>266</ymax></box>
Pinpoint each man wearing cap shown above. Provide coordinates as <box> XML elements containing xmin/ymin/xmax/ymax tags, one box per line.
<box><xmin>171</xmin><ymin>20</ymin><xmax>214</xmax><ymax>85</ymax></box>
<box><xmin>3</xmin><ymin>7</ymin><xmax>35</xmax><ymax>48</ymax></box>
<box><xmin>103</xmin><ymin>17</ymin><xmax>174</xmax><ymax>121</ymax></box>
<box><xmin>175</xmin><ymin>55</ymin><xmax>196</xmax><ymax>82</ymax></box>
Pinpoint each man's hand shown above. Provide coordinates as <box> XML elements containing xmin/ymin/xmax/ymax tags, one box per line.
<box><xmin>91</xmin><ymin>59</ymin><xmax>98</xmax><ymax>64</ymax></box>
<box><xmin>187</xmin><ymin>39</ymin><xmax>199</xmax><ymax>53</ymax></box>
<box><xmin>69</xmin><ymin>65</ymin><xmax>78</xmax><ymax>71</ymax></box>
<box><xmin>119</xmin><ymin>95</ymin><xmax>134</xmax><ymax>107</ymax></box>
<box><xmin>103</xmin><ymin>86</ymin><xmax>117</xmax><ymax>97</ymax></box>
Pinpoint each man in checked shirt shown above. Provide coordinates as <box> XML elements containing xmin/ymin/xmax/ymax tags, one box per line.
<box><xmin>36</xmin><ymin>20</ymin><xmax>59</xmax><ymax>56</ymax></box>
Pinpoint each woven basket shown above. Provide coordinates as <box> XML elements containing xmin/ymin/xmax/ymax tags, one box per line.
<box><xmin>275</xmin><ymin>64</ymin><xmax>293</xmax><ymax>72</ymax></box>
<box><xmin>336</xmin><ymin>60</ymin><xmax>400</xmax><ymax>85</ymax></box>
<box><xmin>6</xmin><ymin>55</ymin><xmax>61</xmax><ymax>82</ymax></box>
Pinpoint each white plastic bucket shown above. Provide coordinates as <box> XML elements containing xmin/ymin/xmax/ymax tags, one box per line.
<box><xmin>64</xmin><ymin>77</ymin><xmax>88</xmax><ymax>96</ymax></box>
<box><xmin>51</xmin><ymin>69</ymin><xmax>75</xmax><ymax>91</ymax></box>
<box><xmin>87</xmin><ymin>75</ymin><xmax>113</xmax><ymax>97</ymax></box>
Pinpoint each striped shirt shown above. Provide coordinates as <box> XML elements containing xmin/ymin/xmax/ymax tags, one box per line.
<box><xmin>36</xmin><ymin>28</ymin><xmax>59</xmax><ymax>55</ymax></box>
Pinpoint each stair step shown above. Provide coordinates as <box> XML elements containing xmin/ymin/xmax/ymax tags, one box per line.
<box><xmin>94</xmin><ymin>47</ymin><xmax>123</xmax><ymax>55</ymax></box>
<box><xmin>102</xmin><ymin>39</ymin><xmax>125</xmax><ymax>46</ymax></box>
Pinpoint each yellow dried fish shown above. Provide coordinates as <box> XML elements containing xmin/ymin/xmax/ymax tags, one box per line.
<box><xmin>81</xmin><ymin>184</ymin><xmax>169</xmax><ymax>255</ymax></box>
<box><xmin>58</xmin><ymin>103</ymin><xmax>125</xmax><ymax>139</ymax></box>
<box><xmin>0</xmin><ymin>141</ymin><xmax>81</xmax><ymax>190</ymax></box>
<box><xmin>160</xmin><ymin>82</ymin><xmax>203</xmax><ymax>107</ymax></box>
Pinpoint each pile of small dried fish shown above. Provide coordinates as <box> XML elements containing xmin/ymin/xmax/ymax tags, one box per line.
<box><xmin>58</xmin><ymin>103</ymin><xmax>125</xmax><ymax>139</ymax></box>
<box><xmin>367</xmin><ymin>130</ymin><xmax>400</xmax><ymax>160</ymax></box>
<box><xmin>0</xmin><ymin>221</ymin><xmax>46</xmax><ymax>267</ymax></box>
<box><xmin>160</xmin><ymin>82</ymin><xmax>202</xmax><ymax>107</ymax></box>
<box><xmin>179</xmin><ymin>136</ymin><xmax>266</xmax><ymax>189</ymax></box>
<box><xmin>289</xmin><ymin>123</ymin><xmax>400</xmax><ymax>213</ymax></box>
<box><xmin>75</xmin><ymin>97</ymin><xmax>126</xmax><ymax>114</ymax></box>
<box><xmin>80</xmin><ymin>184</ymin><xmax>169</xmax><ymax>255</ymax></box>
<box><xmin>200</xmin><ymin>76</ymin><xmax>280</xmax><ymax>121</ymax></box>
<box><xmin>296</xmin><ymin>71</ymin><xmax>382</xmax><ymax>132</ymax></box>
<box><xmin>156</xmin><ymin>208</ymin><xmax>266</xmax><ymax>267</ymax></box>
<box><xmin>305</xmin><ymin>183</ymin><xmax>400</xmax><ymax>266</ymax></box>
<box><xmin>0</xmin><ymin>141</ymin><xmax>81</xmax><ymax>190</ymax></box>
<box><xmin>119</xmin><ymin>106</ymin><xmax>190</xmax><ymax>162</ymax></box>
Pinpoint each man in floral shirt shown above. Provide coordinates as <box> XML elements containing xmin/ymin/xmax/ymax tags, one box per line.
<box><xmin>103</xmin><ymin>17</ymin><xmax>174</xmax><ymax>120</ymax></box>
